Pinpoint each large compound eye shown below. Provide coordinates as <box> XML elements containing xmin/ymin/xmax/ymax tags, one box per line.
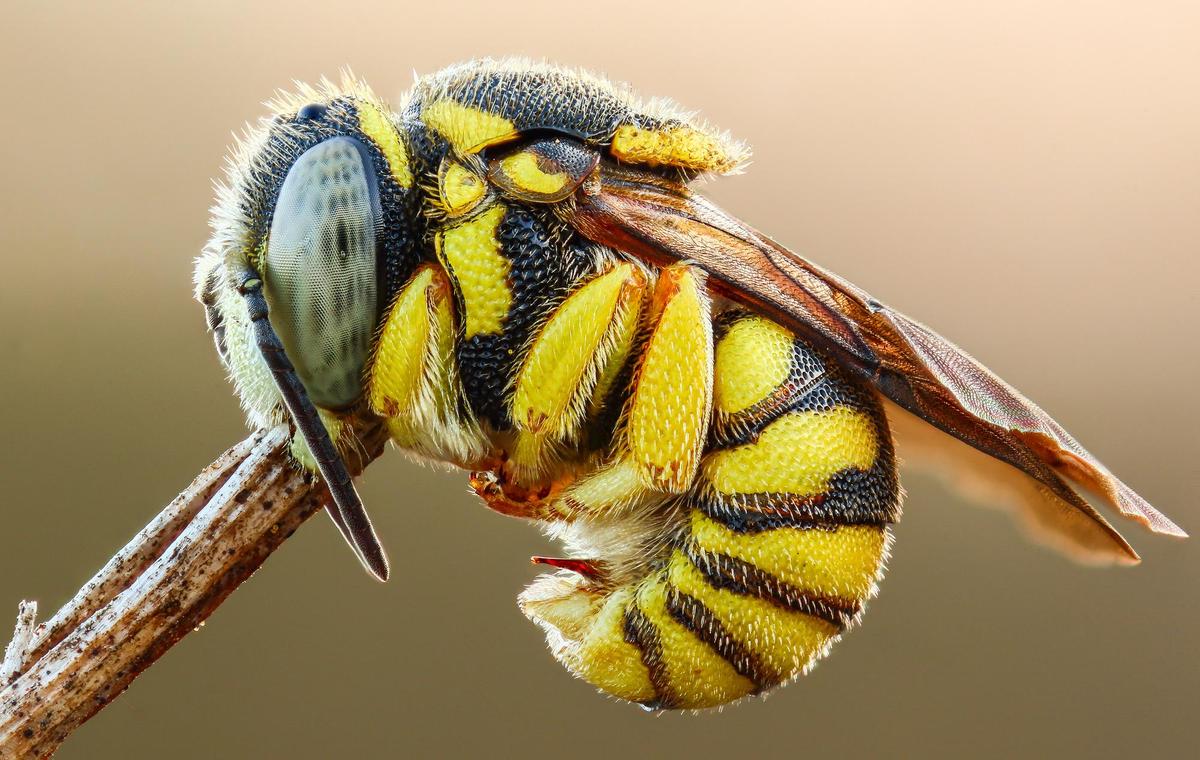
<box><xmin>263</xmin><ymin>136</ymin><xmax>381</xmax><ymax>409</ymax></box>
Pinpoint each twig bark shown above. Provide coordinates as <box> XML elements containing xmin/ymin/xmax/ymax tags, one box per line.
<box><xmin>0</xmin><ymin>423</ymin><xmax>385</xmax><ymax>758</ymax></box>
<box><xmin>0</xmin><ymin>603</ymin><xmax>36</xmax><ymax>689</ymax></box>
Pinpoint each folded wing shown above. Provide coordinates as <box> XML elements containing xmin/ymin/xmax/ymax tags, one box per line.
<box><xmin>564</xmin><ymin>162</ymin><xmax>1184</xmax><ymax>563</ymax></box>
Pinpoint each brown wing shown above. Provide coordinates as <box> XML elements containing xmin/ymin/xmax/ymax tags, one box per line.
<box><xmin>565</xmin><ymin>163</ymin><xmax>1185</xmax><ymax>563</ymax></box>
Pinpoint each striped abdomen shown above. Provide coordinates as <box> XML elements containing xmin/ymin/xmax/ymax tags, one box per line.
<box><xmin>521</xmin><ymin>312</ymin><xmax>900</xmax><ymax>709</ymax></box>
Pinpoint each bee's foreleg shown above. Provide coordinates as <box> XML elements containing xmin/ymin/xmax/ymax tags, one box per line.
<box><xmin>366</xmin><ymin>264</ymin><xmax>489</xmax><ymax>468</ymax></box>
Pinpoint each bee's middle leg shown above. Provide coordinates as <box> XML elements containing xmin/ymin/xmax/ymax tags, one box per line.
<box><xmin>474</xmin><ymin>262</ymin><xmax>648</xmax><ymax>519</ymax></box>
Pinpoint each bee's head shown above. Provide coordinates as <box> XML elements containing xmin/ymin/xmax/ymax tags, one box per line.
<box><xmin>194</xmin><ymin>77</ymin><xmax>417</xmax><ymax>581</ymax></box>
<box><xmin>197</xmin><ymin>77</ymin><xmax>420</xmax><ymax>425</ymax></box>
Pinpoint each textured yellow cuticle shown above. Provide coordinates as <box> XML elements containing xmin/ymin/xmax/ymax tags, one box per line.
<box><xmin>571</xmin><ymin>588</ymin><xmax>656</xmax><ymax>703</ymax></box>
<box><xmin>689</xmin><ymin>511</ymin><xmax>886</xmax><ymax>600</ymax></box>
<box><xmin>512</xmin><ymin>264</ymin><xmax>637</xmax><ymax>436</ymax></box>
<box><xmin>423</xmin><ymin>98</ymin><xmax>518</xmax><ymax>153</ymax></box>
<box><xmin>714</xmin><ymin>317</ymin><xmax>795</xmax><ymax>414</ymax></box>
<box><xmin>431</xmin><ymin>281</ymin><xmax>456</xmax><ymax>369</ymax></box>
<box><xmin>498</xmin><ymin>150</ymin><xmax>570</xmax><ymax>195</ymax></box>
<box><xmin>555</xmin><ymin>458</ymin><xmax>644</xmax><ymax>519</ymax></box>
<box><xmin>436</xmin><ymin>205</ymin><xmax>510</xmax><ymax>338</ymax></box>
<box><xmin>367</xmin><ymin>268</ymin><xmax>435</xmax><ymax>418</ymax></box>
<box><xmin>611</xmin><ymin>124</ymin><xmax>739</xmax><ymax>173</ymax></box>
<box><xmin>588</xmin><ymin>277</ymin><xmax>643</xmax><ymax>416</ymax></box>
<box><xmin>706</xmin><ymin>408</ymin><xmax>878</xmax><ymax>496</ymax></box>
<box><xmin>635</xmin><ymin>575</ymin><xmax>756</xmax><ymax>708</ymax></box>
<box><xmin>666</xmin><ymin>551</ymin><xmax>833</xmax><ymax>683</ymax></box>
<box><xmin>357</xmin><ymin>100</ymin><xmax>413</xmax><ymax>188</ymax></box>
<box><xmin>440</xmin><ymin>162</ymin><xmax>486</xmax><ymax>214</ymax></box>
<box><xmin>627</xmin><ymin>268</ymin><xmax>712</xmax><ymax>492</ymax></box>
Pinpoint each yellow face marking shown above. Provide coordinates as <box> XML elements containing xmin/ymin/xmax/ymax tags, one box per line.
<box><xmin>422</xmin><ymin>98</ymin><xmax>518</xmax><ymax>153</ymax></box>
<box><xmin>356</xmin><ymin>100</ymin><xmax>413</xmax><ymax>188</ymax></box>
<box><xmin>435</xmin><ymin>205</ymin><xmax>510</xmax><ymax>339</ymax></box>
<box><xmin>714</xmin><ymin>317</ymin><xmax>795</xmax><ymax>415</ymax></box>
<box><xmin>627</xmin><ymin>267</ymin><xmax>713</xmax><ymax>493</ymax></box>
<box><xmin>439</xmin><ymin>161</ymin><xmax>486</xmax><ymax>215</ymax></box>
<box><xmin>367</xmin><ymin>267</ymin><xmax>436</xmax><ymax>418</ymax></box>
<box><xmin>496</xmin><ymin>150</ymin><xmax>570</xmax><ymax>196</ymax></box>
<box><xmin>705</xmin><ymin>407</ymin><xmax>879</xmax><ymax>496</ymax></box>
<box><xmin>611</xmin><ymin>124</ymin><xmax>742</xmax><ymax>173</ymax></box>
<box><xmin>636</xmin><ymin>575</ymin><xmax>756</xmax><ymax>708</ymax></box>
<box><xmin>667</xmin><ymin>551</ymin><xmax>834</xmax><ymax>683</ymax></box>
<box><xmin>689</xmin><ymin>512</ymin><xmax>886</xmax><ymax>600</ymax></box>
<box><xmin>512</xmin><ymin>264</ymin><xmax>642</xmax><ymax>437</ymax></box>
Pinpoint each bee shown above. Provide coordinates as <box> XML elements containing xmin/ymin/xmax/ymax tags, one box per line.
<box><xmin>195</xmin><ymin>59</ymin><xmax>1185</xmax><ymax>710</ymax></box>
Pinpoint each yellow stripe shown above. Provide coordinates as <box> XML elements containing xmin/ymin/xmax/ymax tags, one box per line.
<box><xmin>705</xmin><ymin>407</ymin><xmax>878</xmax><ymax>496</ymax></box>
<box><xmin>572</xmin><ymin>588</ymin><xmax>656</xmax><ymax>703</ymax></box>
<box><xmin>423</xmin><ymin>98</ymin><xmax>518</xmax><ymax>153</ymax></box>
<box><xmin>436</xmin><ymin>205</ymin><xmax>510</xmax><ymax>338</ymax></box>
<box><xmin>667</xmin><ymin>551</ymin><xmax>834</xmax><ymax>683</ymax></box>
<box><xmin>356</xmin><ymin>100</ymin><xmax>413</xmax><ymax>188</ymax></box>
<box><xmin>714</xmin><ymin>316</ymin><xmax>794</xmax><ymax>414</ymax></box>
<box><xmin>635</xmin><ymin>576</ymin><xmax>756</xmax><ymax>708</ymax></box>
<box><xmin>689</xmin><ymin>511</ymin><xmax>885</xmax><ymax>600</ymax></box>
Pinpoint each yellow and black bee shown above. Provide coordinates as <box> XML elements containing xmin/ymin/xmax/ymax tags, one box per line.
<box><xmin>195</xmin><ymin>60</ymin><xmax>1185</xmax><ymax>710</ymax></box>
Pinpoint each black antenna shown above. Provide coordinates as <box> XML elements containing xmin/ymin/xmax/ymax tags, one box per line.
<box><xmin>237</xmin><ymin>271</ymin><xmax>389</xmax><ymax>581</ymax></box>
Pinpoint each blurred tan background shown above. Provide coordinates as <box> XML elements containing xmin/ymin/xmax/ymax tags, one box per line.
<box><xmin>1</xmin><ymin>1</ymin><xmax>1196</xmax><ymax>757</ymax></box>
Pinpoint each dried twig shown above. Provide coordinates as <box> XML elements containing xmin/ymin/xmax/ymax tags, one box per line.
<box><xmin>0</xmin><ymin>603</ymin><xmax>36</xmax><ymax>689</ymax></box>
<box><xmin>0</xmin><ymin>422</ymin><xmax>385</xmax><ymax>758</ymax></box>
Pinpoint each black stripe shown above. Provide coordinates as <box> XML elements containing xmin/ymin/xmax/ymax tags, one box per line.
<box><xmin>685</xmin><ymin>546</ymin><xmax>860</xmax><ymax>630</ymax></box>
<box><xmin>709</xmin><ymin>326</ymin><xmax>835</xmax><ymax>449</ymax></box>
<box><xmin>711</xmin><ymin>380</ymin><xmax>801</xmax><ymax>449</ymax></box>
<box><xmin>622</xmin><ymin>597</ymin><xmax>676</xmax><ymax>709</ymax></box>
<box><xmin>453</xmin><ymin>206</ymin><xmax>598</xmax><ymax>429</ymax></box>
<box><xmin>697</xmin><ymin>466</ymin><xmax>899</xmax><ymax>534</ymax></box>
<box><xmin>665</xmin><ymin>588</ymin><xmax>779</xmax><ymax>690</ymax></box>
<box><xmin>697</xmin><ymin>491</ymin><xmax>834</xmax><ymax>533</ymax></box>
